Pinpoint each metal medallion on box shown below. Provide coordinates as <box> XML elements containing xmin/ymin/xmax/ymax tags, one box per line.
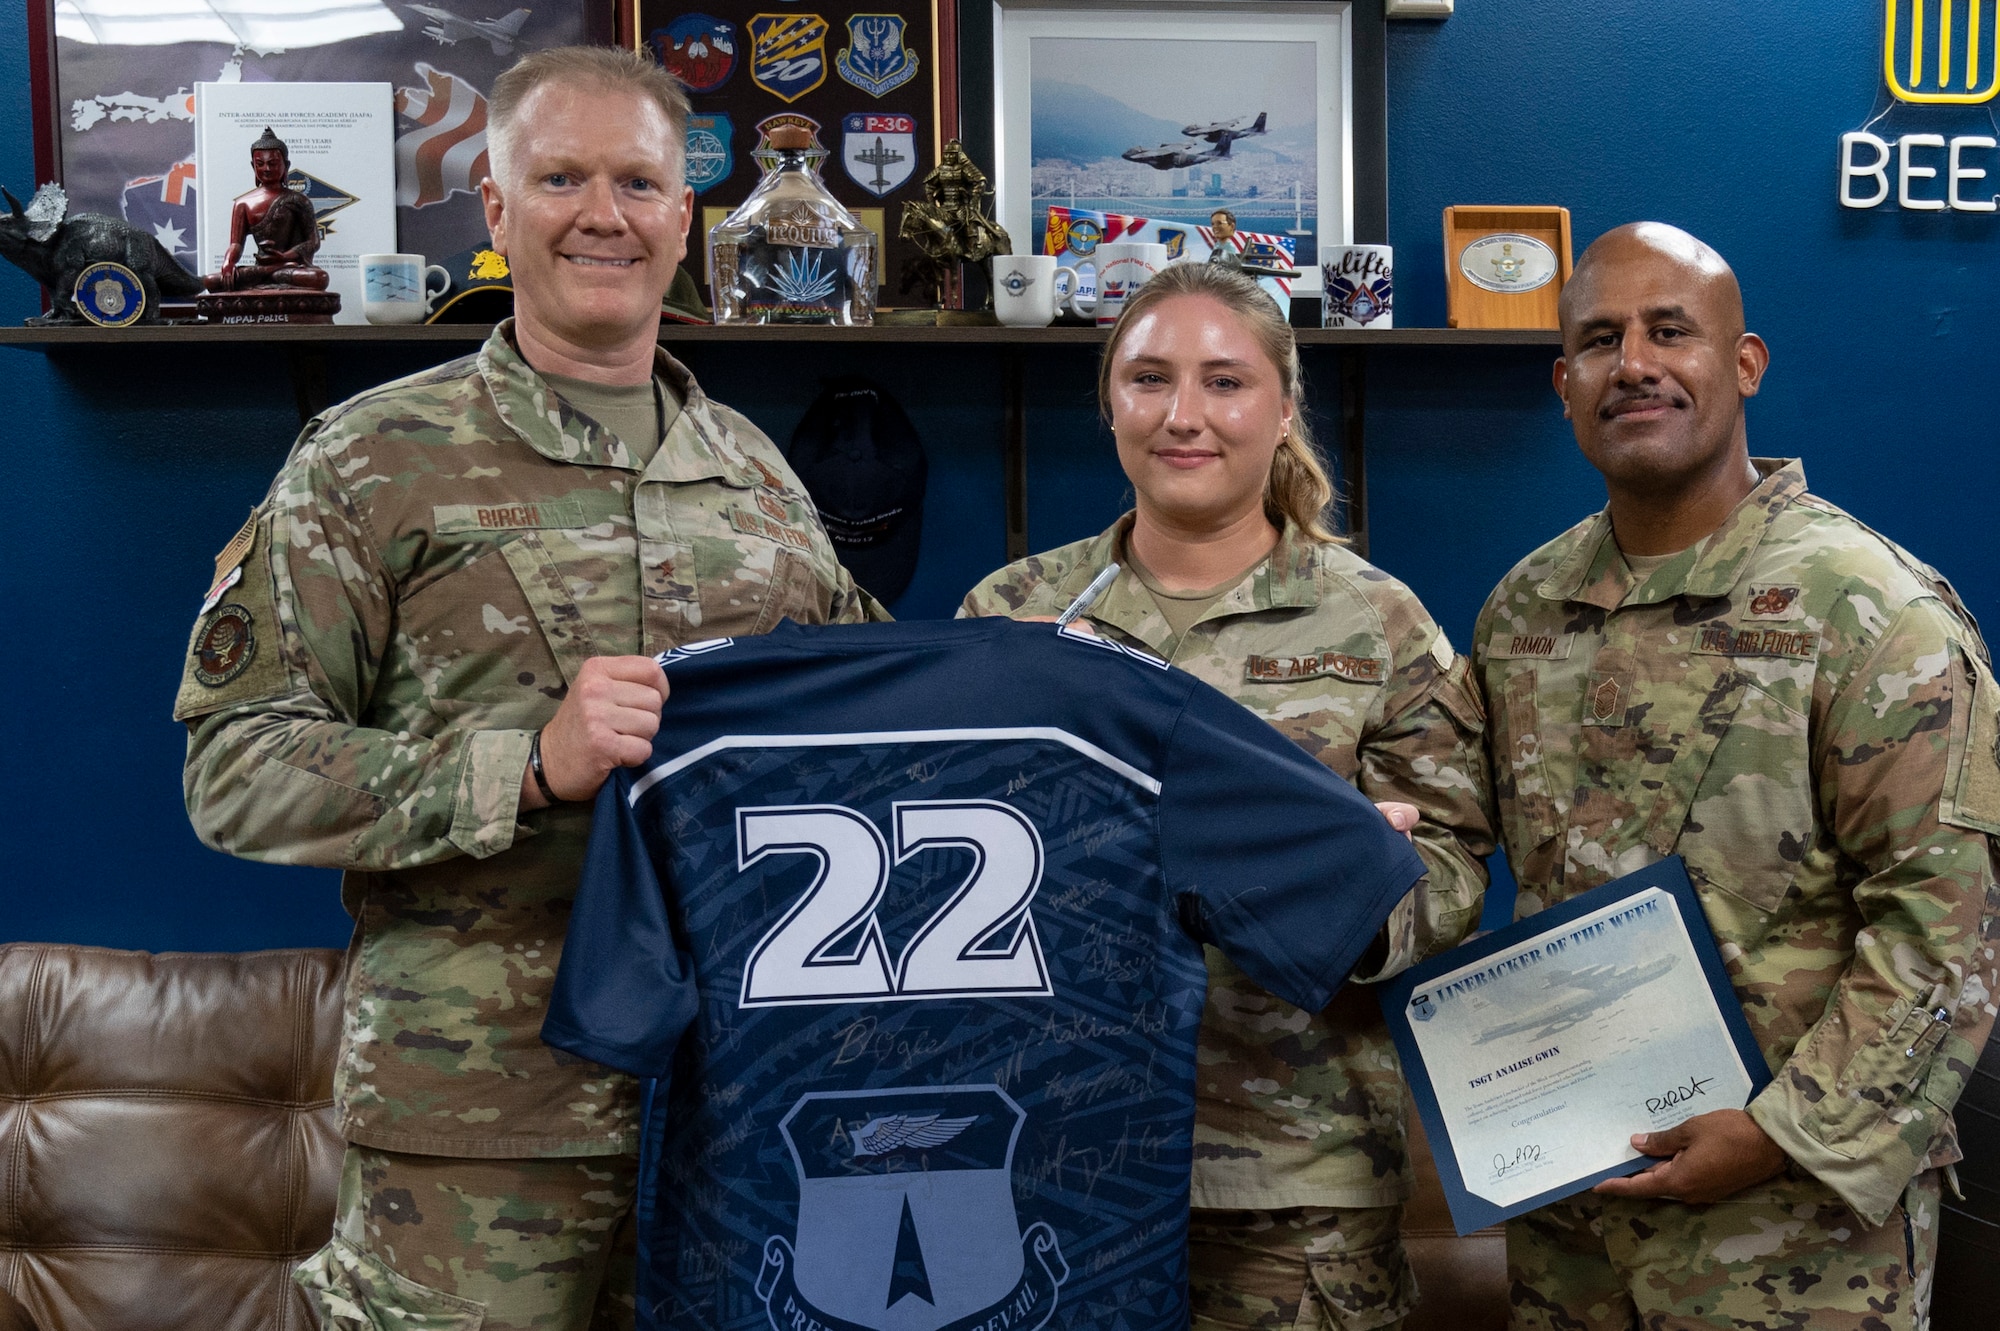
<box><xmin>686</xmin><ymin>113</ymin><xmax>735</xmax><ymax>194</ymax></box>
<box><xmin>748</xmin><ymin>13</ymin><xmax>830</xmax><ymax>103</ymax></box>
<box><xmin>652</xmin><ymin>14</ymin><xmax>737</xmax><ymax>93</ymax></box>
<box><xmin>1459</xmin><ymin>233</ymin><xmax>1558</xmax><ymax>294</ymax></box>
<box><xmin>842</xmin><ymin>112</ymin><xmax>917</xmax><ymax>196</ymax></box>
<box><xmin>836</xmin><ymin>14</ymin><xmax>920</xmax><ymax>97</ymax></box>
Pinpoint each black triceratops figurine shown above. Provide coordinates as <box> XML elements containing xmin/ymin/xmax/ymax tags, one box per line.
<box><xmin>0</xmin><ymin>183</ymin><xmax>202</xmax><ymax>325</ymax></box>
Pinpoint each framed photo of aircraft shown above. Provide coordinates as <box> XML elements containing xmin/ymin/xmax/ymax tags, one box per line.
<box><xmin>990</xmin><ymin>0</ymin><xmax>1361</xmax><ymax>297</ymax></box>
<box><xmin>24</xmin><ymin>0</ymin><xmax>608</xmax><ymax>283</ymax></box>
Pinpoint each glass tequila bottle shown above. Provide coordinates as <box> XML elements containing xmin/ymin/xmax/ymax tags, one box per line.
<box><xmin>708</xmin><ymin>125</ymin><xmax>877</xmax><ymax>326</ymax></box>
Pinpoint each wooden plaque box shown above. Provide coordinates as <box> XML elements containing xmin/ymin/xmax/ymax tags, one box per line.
<box><xmin>1443</xmin><ymin>206</ymin><xmax>1573</xmax><ymax>329</ymax></box>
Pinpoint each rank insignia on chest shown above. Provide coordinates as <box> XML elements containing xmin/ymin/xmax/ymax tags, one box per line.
<box><xmin>1245</xmin><ymin>651</ymin><xmax>1386</xmax><ymax>685</ymax></box>
<box><xmin>1584</xmin><ymin>670</ymin><xmax>1627</xmax><ymax>726</ymax></box>
<box><xmin>1487</xmin><ymin>631</ymin><xmax>1575</xmax><ymax>660</ymax></box>
<box><xmin>1744</xmin><ymin>584</ymin><xmax>1805</xmax><ymax>620</ymax></box>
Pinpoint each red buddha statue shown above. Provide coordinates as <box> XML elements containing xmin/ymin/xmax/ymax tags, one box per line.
<box><xmin>203</xmin><ymin>127</ymin><xmax>328</xmax><ymax>292</ymax></box>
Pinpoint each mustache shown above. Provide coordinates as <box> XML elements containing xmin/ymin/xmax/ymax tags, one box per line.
<box><xmin>1600</xmin><ymin>390</ymin><xmax>1688</xmax><ymax>416</ymax></box>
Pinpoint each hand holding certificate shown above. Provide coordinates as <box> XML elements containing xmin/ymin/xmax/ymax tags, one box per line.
<box><xmin>1379</xmin><ymin>858</ymin><xmax>1770</xmax><ymax>1233</ymax></box>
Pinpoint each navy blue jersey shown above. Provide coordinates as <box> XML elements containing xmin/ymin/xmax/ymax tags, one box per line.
<box><xmin>544</xmin><ymin>618</ymin><xmax>1425</xmax><ymax>1331</ymax></box>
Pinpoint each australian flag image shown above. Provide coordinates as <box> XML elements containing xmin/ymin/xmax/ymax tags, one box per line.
<box><xmin>120</xmin><ymin>157</ymin><xmax>198</xmax><ymax>262</ymax></box>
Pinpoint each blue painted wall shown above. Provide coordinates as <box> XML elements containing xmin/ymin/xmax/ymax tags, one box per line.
<box><xmin>4</xmin><ymin>3</ymin><xmax>1994</xmax><ymax>949</ymax></box>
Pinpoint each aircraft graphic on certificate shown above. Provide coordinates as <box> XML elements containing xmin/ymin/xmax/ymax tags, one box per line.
<box><xmin>1380</xmin><ymin>857</ymin><xmax>1770</xmax><ymax>1233</ymax></box>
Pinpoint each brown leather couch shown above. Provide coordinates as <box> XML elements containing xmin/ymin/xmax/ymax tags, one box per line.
<box><xmin>0</xmin><ymin>944</ymin><xmax>344</xmax><ymax>1331</ymax></box>
<box><xmin>1403</xmin><ymin>1110</ymin><xmax>1509</xmax><ymax>1330</ymax></box>
<box><xmin>0</xmin><ymin>942</ymin><xmax>1510</xmax><ymax>1331</ymax></box>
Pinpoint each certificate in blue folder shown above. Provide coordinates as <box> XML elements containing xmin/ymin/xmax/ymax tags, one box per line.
<box><xmin>1379</xmin><ymin>857</ymin><xmax>1770</xmax><ymax>1234</ymax></box>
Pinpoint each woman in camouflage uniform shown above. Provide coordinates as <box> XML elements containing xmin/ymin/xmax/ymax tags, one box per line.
<box><xmin>960</xmin><ymin>262</ymin><xmax>1495</xmax><ymax>1330</ymax></box>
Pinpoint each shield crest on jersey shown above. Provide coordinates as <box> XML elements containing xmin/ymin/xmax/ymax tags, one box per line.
<box><xmin>837</xmin><ymin>14</ymin><xmax>920</xmax><ymax>97</ymax></box>
<box><xmin>758</xmin><ymin>1086</ymin><xmax>1068</xmax><ymax>1331</ymax></box>
<box><xmin>749</xmin><ymin>13</ymin><xmax>829</xmax><ymax>103</ymax></box>
<box><xmin>842</xmin><ymin>113</ymin><xmax>916</xmax><ymax>196</ymax></box>
<box><xmin>685</xmin><ymin>114</ymin><xmax>734</xmax><ymax>194</ymax></box>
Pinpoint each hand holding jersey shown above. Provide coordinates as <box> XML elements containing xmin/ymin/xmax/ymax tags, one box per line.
<box><xmin>520</xmin><ymin>655</ymin><xmax>672</xmax><ymax>809</ymax></box>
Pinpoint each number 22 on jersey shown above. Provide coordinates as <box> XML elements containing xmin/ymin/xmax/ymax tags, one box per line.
<box><xmin>737</xmin><ymin>799</ymin><xmax>1054</xmax><ymax>1007</ymax></box>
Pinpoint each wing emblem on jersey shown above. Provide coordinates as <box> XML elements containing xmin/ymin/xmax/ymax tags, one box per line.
<box><xmin>765</xmin><ymin>1087</ymin><xmax>1068</xmax><ymax>1331</ymax></box>
<box><xmin>851</xmin><ymin>1112</ymin><xmax>978</xmax><ymax>1158</ymax></box>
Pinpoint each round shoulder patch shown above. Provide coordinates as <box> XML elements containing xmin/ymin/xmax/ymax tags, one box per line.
<box><xmin>194</xmin><ymin>602</ymin><xmax>258</xmax><ymax>687</ymax></box>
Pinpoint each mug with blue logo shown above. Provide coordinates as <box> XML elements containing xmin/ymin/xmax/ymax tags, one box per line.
<box><xmin>361</xmin><ymin>252</ymin><xmax>451</xmax><ymax>325</ymax></box>
<box><xmin>1321</xmin><ymin>244</ymin><xmax>1394</xmax><ymax>330</ymax></box>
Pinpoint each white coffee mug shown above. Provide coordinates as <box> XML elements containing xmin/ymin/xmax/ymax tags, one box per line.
<box><xmin>1068</xmin><ymin>263</ymin><xmax>1099</xmax><ymax>319</ymax></box>
<box><xmin>1050</xmin><ymin>265</ymin><xmax>1078</xmax><ymax>318</ymax></box>
<box><xmin>1095</xmin><ymin>242</ymin><xmax>1169</xmax><ymax>327</ymax></box>
<box><xmin>1320</xmin><ymin>244</ymin><xmax>1394</xmax><ymax>329</ymax></box>
<box><xmin>361</xmin><ymin>253</ymin><xmax>451</xmax><ymax>325</ymax></box>
<box><xmin>992</xmin><ymin>254</ymin><xmax>1060</xmax><ymax>328</ymax></box>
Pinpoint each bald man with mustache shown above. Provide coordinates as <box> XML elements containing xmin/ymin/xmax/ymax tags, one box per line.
<box><xmin>1472</xmin><ymin>223</ymin><xmax>2000</xmax><ymax>1330</ymax></box>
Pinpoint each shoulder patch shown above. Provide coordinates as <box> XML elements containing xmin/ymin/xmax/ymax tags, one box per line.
<box><xmin>206</xmin><ymin>510</ymin><xmax>257</xmax><ymax>602</ymax></box>
<box><xmin>175</xmin><ymin>512</ymin><xmax>291</xmax><ymax>721</ymax></box>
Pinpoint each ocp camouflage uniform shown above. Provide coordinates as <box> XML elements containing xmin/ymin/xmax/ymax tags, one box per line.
<box><xmin>1475</xmin><ymin>459</ymin><xmax>2000</xmax><ymax>1331</ymax></box>
<box><xmin>177</xmin><ymin>323</ymin><xmax>882</xmax><ymax>1329</ymax></box>
<box><xmin>963</xmin><ymin>514</ymin><xmax>1495</xmax><ymax>1330</ymax></box>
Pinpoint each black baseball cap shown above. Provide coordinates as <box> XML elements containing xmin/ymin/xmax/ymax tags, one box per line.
<box><xmin>784</xmin><ymin>377</ymin><xmax>927</xmax><ymax>604</ymax></box>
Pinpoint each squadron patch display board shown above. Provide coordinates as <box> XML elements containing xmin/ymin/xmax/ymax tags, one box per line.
<box><xmin>624</xmin><ymin>0</ymin><xmax>956</xmax><ymax>305</ymax></box>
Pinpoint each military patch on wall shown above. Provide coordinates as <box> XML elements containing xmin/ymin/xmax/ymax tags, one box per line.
<box><xmin>636</xmin><ymin>0</ymin><xmax>945</xmax><ymax>305</ymax></box>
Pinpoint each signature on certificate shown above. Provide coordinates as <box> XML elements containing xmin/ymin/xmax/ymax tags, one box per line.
<box><xmin>1491</xmin><ymin>1143</ymin><xmax>1543</xmax><ymax>1180</ymax></box>
<box><xmin>1644</xmin><ymin>1073</ymin><xmax>1715</xmax><ymax>1115</ymax></box>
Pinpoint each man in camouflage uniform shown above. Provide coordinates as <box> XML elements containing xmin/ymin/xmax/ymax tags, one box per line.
<box><xmin>177</xmin><ymin>48</ymin><xmax>881</xmax><ymax>1330</ymax></box>
<box><xmin>963</xmin><ymin>515</ymin><xmax>1494</xmax><ymax>1330</ymax></box>
<box><xmin>1476</xmin><ymin>222</ymin><xmax>2000</xmax><ymax>1330</ymax></box>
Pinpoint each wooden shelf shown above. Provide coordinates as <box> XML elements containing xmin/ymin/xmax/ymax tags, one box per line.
<box><xmin>0</xmin><ymin>321</ymin><xmax>1562</xmax><ymax>348</ymax></box>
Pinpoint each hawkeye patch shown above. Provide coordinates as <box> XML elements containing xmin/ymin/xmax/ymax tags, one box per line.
<box><xmin>194</xmin><ymin>603</ymin><xmax>258</xmax><ymax>688</ymax></box>
<box><xmin>1246</xmin><ymin>651</ymin><xmax>1386</xmax><ymax>685</ymax></box>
